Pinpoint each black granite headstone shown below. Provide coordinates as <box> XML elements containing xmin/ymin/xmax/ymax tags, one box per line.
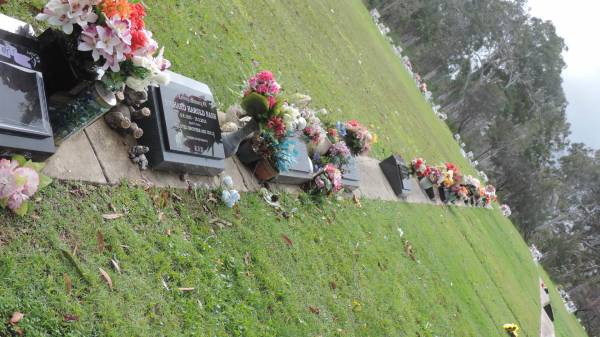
<box><xmin>341</xmin><ymin>157</ymin><xmax>360</xmax><ymax>190</ymax></box>
<box><xmin>273</xmin><ymin>135</ymin><xmax>313</xmax><ymax>185</ymax></box>
<box><xmin>138</xmin><ymin>71</ymin><xmax>224</xmax><ymax>175</ymax></box>
<box><xmin>0</xmin><ymin>24</ymin><xmax>55</xmax><ymax>160</ymax></box>
<box><xmin>379</xmin><ymin>154</ymin><xmax>412</xmax><ymax>197</ymax></box>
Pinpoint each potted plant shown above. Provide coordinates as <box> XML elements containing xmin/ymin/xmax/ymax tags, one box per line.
<box><xmin>36</xmin><ymin>0</ymin><xmax>170</xmax><ymax>142</ymax></box>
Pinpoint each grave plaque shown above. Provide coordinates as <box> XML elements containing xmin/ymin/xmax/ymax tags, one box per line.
<box><xmin>379</xmin><ymin>154</ymin><xmax>412</xmax><ymax>197</ymax></box>
<box><xmin>138</xmin><ymin>71</ymin><xmax>224</xmax><ymax>175</ymax></box>
<box><xmin>0</xmin><ymin>25</ymin><xmax>55</xmax><ymax>160</ymax></box>
<box><xmin>341</xmin><ymin>157</ymin><xmax>360</xmax><ymax>190</ymax></box>
<box><xmin>273</xmin><ymin>135</ymin><xmax>313</xmax><ymax>185</ymax></box>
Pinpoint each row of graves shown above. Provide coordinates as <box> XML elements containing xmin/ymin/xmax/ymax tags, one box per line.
<box><xmin>0</xmin><ymin>1</ymin><xmax>505</xmax><ymax>216</ymax></box>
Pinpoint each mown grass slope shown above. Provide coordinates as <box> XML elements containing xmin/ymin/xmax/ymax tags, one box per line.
<box><xmin>2</xmin><ymin>0</ymin><xmax>473</xmax><ymax>172</ymax></box>
<box><xmin>0</xmin><ymin>182</ymin><xmax>577</xmax><ymax>336</ymax></box>
<box><xmin>0</xmin><ymin>0</ymin><xmax>589</xmax><ymax>336</ymax></box>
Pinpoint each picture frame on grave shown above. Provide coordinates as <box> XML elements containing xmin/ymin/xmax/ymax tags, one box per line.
<box><xmin>0</xmin><ymin>21</ymin><xmax>55</xmax><ymax>160</ymax></box>
<box><xmin>137</xmin><ymin>71</ymin><xmax>225</xmax><ymax>176</ymax></box>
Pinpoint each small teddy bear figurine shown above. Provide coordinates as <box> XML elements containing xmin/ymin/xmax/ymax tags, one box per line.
<box><xmin>104</xmin><ymin>87</ymin><xmax>152</xmax><ymax>139</ymax></box>
<box><xmin>129</xmin><ymin>145</ymin><xmax>150</xmax><ymax>170</ymax></box>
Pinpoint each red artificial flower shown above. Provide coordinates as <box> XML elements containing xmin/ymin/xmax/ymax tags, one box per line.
<box><xmin>129</xmin><ymin>2</ymin><xmax>146</xmax><ymax>30</ymax></box>
<box><xmin>267</xmin><ymin>116</ymin><xmax>286</xmax><ymax>139</ymax></box>
<box><xmin>130</xmin><ymin>29</ymin><xmax>148</xmax><ymax>53</ymax></box>
<box><xmin>346</xmin><ymin>120</ymin><xmax>361</xmax><ymax>128</ymax></box>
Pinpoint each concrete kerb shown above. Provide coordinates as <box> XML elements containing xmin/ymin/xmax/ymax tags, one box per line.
<box><xmin>42</xmin><ymin>121</ymin><xmax>458</xmax><ymax>206</ymax></box>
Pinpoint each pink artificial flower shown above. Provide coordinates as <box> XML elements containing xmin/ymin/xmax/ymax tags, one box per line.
<box><xmin>14</xmin><ymin>167</ymin><xmax>40</xmax><ymax>197</ymax></box>
<box><xmin>315</xmin><ymin>176</ymin><xmax>325</xmax><ymax>189</ymax></box>
<box><xmin>0</xmin><ymin>167</ymin><xmax>18</xmax><ymax>199</ymax></box>
<box><xmin>7</xmin><ymin>191</ymin><xmax>28</xmax><ymax>211</ymax></box>
<box><xmin>268</xmin><ymin>96</ymin><xmax>277</xmax><ymax>109</ymax></box>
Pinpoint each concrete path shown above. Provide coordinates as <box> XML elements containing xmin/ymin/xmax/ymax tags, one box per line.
<box><xmin>42</xmin><ymin>118</ymin><xmax>437</xmax><ymax>204</ymax></box>
<box><xmin>540</xmin><ymin>278</ymin><xmax>556</xmax><ymax>337</ymax></box>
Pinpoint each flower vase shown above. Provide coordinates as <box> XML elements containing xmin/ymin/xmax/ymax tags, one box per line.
<box><xmin>50</xmin><ymin>81</ymin><xmax>117</xmax><ymax>145</ymax></box>
<box><xmin>419</xmin><ymin>178</ymin><xmax>435</xmax><ymax>200</ymax></box>
<box><xmin>438</xmin><ymin>186</ymin><xmax>447</xmax><ymax>203</ymax></box>
<box><xmin>254</xmin><ymin>159</ymin><xmax>279</xmax><ymax>181</ymax></box>
<box><xmin>222</xmin><ymin>120</ymin><xmax>259</xmax><ymax>158</ymax></box>
<box><xmin>236</xmin><ymin>139</ymin><xmax>262</xmax><ymax>165</ymax></box>
<box><xmin>308</xmin><ymin>138</ymin><xmax>332</xmax><ymax>157</ymax></box>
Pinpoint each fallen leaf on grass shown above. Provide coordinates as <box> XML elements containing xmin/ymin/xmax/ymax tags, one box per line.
<box><xmin>63</xmin><ymin>273</ymin><xmax>72</xmax><ymax>294</ymax></box>
<box><xmin>243</xmin><ymin>252</ymin><xmax>252</xmax><ymax>266</ymax></box>
<box><xmin>209</xmin><ymin>218</ymin><xmax>232</xmax><ymax>230</ymax></box>
<box><xmin>308</xmin><ymin>306</ymin><xmax>320</xmax><ymax>315</ymax></box>
<box><xmin>178</xmin><ymin>287</ymin><xmax>195</xmax><ymax>292</ymax></box>
<box><xmin>102</xmin><ymin>213</ymin><xmax>123</xmax><ymax>220</ymax></box>
<box><xmin>281</xmin><ymin>234</ymin><xmax>293</xmax><ymax>247</ymax></box>
<box><xmin>9</xmin><ymin>312</ymin><xmax>23</xmax><ymax>325</ymax></box>
<box><xmin>96</xmin><ymin>230</ymin><xmax>105</xmax><ymax>253</ymax></box>
<box><xmin>404</xmin><ymin>240</ymin><xmax>416</xmax><ymax>261</ymax></box>
<box><xmin>157</xmin><ymin>211</ymin><xmax>165</xmax><ymax>222</ymax></box>
<box><xmin>63</xmin><ymin>314</ymin><xmax>79</xmax><ymax>322</ymax></box>
<box><xmin>99</xmin><ymin>267</ymin><xmax>113</xmax><ymax>290</ymax></box>
<box><xmin>111</xmin><ymin>259</ymin><xmax>121</xmax><ymax>274</ymax></box>
<box><xmin>353</xmin><ymin>194</ymin><xmax>362</xmax><ymax>208</ymax></box>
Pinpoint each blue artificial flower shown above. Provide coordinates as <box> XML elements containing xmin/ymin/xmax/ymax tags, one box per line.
<box><xmin>222</xmin><ymin>189</ymin><xmax>241</xmax><ymax>208</ymax></box>
<box><xmin>336</xmin><ymin>121</ymin><xmax>347</xmax><ymax>137</ymax></box>
<box><xmin>222</xmin><ymin>175</ymin><xmax>234</xmax><ymax>189</ymax></box>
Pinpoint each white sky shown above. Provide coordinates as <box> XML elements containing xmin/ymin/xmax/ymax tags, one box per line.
<box><xmin>528</xmin><ymin>0</ymin><xmax>600</xmax><ymax>149</ymax></box>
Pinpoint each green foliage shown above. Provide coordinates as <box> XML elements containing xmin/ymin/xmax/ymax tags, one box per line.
<box><xmin>0</xmin><ymin>182</ymin><xmax>584</xmax><ymax>337</ymax></box>
<box><xmin>241</xmin><ymin>92</ymin><xmax>270</xmax><ymax>122</ymax></box>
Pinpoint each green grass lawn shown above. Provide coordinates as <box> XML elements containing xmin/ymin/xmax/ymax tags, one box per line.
<box><xmin>0</xmin><ymin>0</ymin><xmax>589</xmax><ymax>336</ymax></box>
<box><xmin>2</xmin><ymin>0</ymin><xmax>474</xmax><ymax>173</ymax></box>
<box><xmin>0</xmin><ymin>182</ymin><xmax>584</xmax><ymax>336</ymax></box>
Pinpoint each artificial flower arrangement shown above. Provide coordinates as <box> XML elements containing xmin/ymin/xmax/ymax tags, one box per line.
<box><xmin>236</xmin><ymin>71</ymin><xmax>298</xmax><ymax>180</ymax></box>
<box><xmin>249</xmin><ymin>116</ymin><xmax>298</xmax><ymax>180</ymax></box>
<box><xmin>503</xmin><ymin>323</ymin><xmax>520</xmax><ymax>337</ymax></box>
<box><xmin>0</xmin><ymin>156</ymin><xmax>52</xmax><ymax>216</ymax></box>
<box><xmin>241</xmin><ymin>70</ymin><xmax>282</xmax><ymax>124</ymax></box>
<box><xmin>307</xmin><ymin>163</ymin><xmax>343</xmax><ymax>196</ymax></box>
<box><xmin>219</xmin><ymin>176</ymin><xmax>240</xmax><ymax>208</ymax></box>
<box><xmin>343</xmin><ymin>120</ymin><xmax>377</xmax><ymax>156</ymax></box>
<box><xmin>37</xmin><ymin>0</ymin><xmax>171</xmax><ymax>93</ymax></box>
<box><xmin>500</xmin><ymin>204</ymin><xmax>512</xmax><ymax>217</ymax></box>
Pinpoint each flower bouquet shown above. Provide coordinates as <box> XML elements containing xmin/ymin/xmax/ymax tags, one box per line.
<box><xmin>306</xmin><ymin>163</ymin><xmax>343</xmax><ymax>196</ymax></box>
<box><xmin>500</xmin><ymin>204</ymin><xmax>512</xmax><ymax>217</ymax></box>
<box><xmin>503</xmin><ymin>323</ymin><xmax>519</xmax><ymax>337</ymax></box>
<box><xmin>37</xmin><ymin>0</ymin><xmax>171</xmax><ymax>141</ymax></box>
<box><xmin>0</xmin><ymin>156</ymin><xmax>52</xmax><ymax>216</ymax></box>
<box><xmin>249</xmin><ymin>116</ymin><xmax>297</xmax><ymax>181</ymax></box>
<box><xmin>241</xmin><ymin>70</ymin><xmax>282</xmax><ymax>124</ymax></box>
<box><xmin>343</xmin><ymin>120</ymin><xmax>376</xmax><ymax>156</ymax></box>
<box><xmin>411</xmin><ymin>158</ymin><xmax>429</xmax><ymax>180</ymax></box>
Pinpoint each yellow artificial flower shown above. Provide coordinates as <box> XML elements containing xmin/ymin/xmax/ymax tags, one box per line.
<box><xmin>372</xmin><ymin>133</ymin><xmax>378</xmax><ymax>144</ymax></box>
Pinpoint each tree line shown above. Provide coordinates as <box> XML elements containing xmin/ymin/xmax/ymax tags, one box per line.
<box><xmin>365</xmin><ymin>0</ymin><xmax>600</xmax><ymax>334</ymax></box>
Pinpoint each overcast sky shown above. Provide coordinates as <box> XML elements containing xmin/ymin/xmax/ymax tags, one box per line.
<box><xmin>528</xmin><ymin>0</ymin><xmax>600</xmax><ymax>149</ymax></box>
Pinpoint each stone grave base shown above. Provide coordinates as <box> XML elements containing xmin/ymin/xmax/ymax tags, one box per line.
<box><xmin>42</xmin><ymin>118</ymin><xmax>435</xmax><ymax>204</ymax></box>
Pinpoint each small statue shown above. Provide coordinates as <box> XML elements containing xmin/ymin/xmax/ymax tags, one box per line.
<box><xmin>129</xmin><ymin>145</ymin><xmax>149</xmax><ymax>170</ymax></box>
<box><xmin>104</xmin><ymin>87</ymin><xmax>151</xmax><ymax>139</ymax></box>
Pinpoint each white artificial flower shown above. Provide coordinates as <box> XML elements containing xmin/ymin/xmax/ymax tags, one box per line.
<box><xmin>222</xmin><ymin>176</ymin><xmax>234</xmax><ymax>189</ymax></box>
